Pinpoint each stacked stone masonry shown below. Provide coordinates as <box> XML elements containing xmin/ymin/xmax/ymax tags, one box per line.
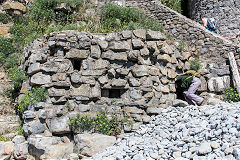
<box><xmin>21</xmin><ymin>29</ymin><xmax>233</xmax><ymax>138</ymax></box>
<box><xmin>126</xmin><ymin>0</ymin><xmax>240</xmax><ymax>72</ymax></box>
<box><xmin>189</xmin><ymin>0</ymin><xmax>240</xmax><ymax>44</ymax></box>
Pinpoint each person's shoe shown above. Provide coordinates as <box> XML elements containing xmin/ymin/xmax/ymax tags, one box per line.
<box><xmin>199</xmin><ymin>99</ymin><xmax>206</xmax><ymax>106</ymax></box>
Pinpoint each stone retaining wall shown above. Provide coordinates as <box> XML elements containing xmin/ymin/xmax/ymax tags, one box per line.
<box><xmin>21</xmin><ymin>29</ymin><xmax>233</xmax><ymax>137</ymax></box>
<box><xmin>126</xmin><ymin>0</ymin><xmax>240</xmax><ymax>73</ymax></box>
<box><xmin>189</xmin><ymin>0</ymin><xmax>240</xmax><ymax>44</ymax></box>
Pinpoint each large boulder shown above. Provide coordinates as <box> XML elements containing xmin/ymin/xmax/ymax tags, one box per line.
<box><xmin>207</xmin><ymin>76</ymin><xmax>230</xmax><ymax>92</ymax></box>
<box><xmin>74</xmin><ymin>133</ymin><xmax>116</xmax><ymax>157</ymax></box>
<box><xmin>28</xmin><ymin>135</ymin><xmax>73</xmax><ymax>159</ymax></box>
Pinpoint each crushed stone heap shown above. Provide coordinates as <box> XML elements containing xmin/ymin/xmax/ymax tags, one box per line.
<box><xmin>92</xmin><ymin>102</ymin><xmax>240</xmax><ymax>160</ymax></box>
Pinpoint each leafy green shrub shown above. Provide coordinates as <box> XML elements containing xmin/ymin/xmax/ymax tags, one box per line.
<box><xmin>17</xmin><ymin>120</ymin><xmax>23</xmax><ymax>135</ymax></box>
<box><xmin>4</xmin><ymin>53</ymin><xmax>21</xmax><ymax>69</ymax></box>
<box><xmin>0</xmin><ymin>37</ymin><xmax>15</xmax><ymax>65</ymax></box>
<box><xmin>189</xmin><ymin>58</ymin><xmax>201</xmax><ymax>72</ymax></box>
<box><xmin>101</xmin><ymin>3</ymin><xmax>163</xmax><ymax>32</ymax></box>
<box><xmin>29</xmin><ymin>0</ymin><xmax>83</xmax><ymax>24</ymax></box>
<box><xmin>96</xmin><ymin>112</ymin><xmax>120</xmax><ymax>135</ymax></box>
<box><xmin>223</xmin><ymin>88</ymin><xmax>240</xmax><ymax>103</ymax></box>
<box><xmin>70</xmin><ymin>111</ymin><xmax>133</xmax><ymax>136</ymax></box>
<box><xmin>70</xmin><ymin>114</ymin><xmax>96</xmax><ymax>132</ymax></box>
<box><xmin>7</xmin><ymin>66</ymin><xmax>27</xmax><ymax>90</ymax></box>
<box><xmin>18</xmin><ymin>87</ymin><xmax>48</xmax><ymax>114</ymax></box>
<box><xmin>0</xmin><ymin>13</ymin><xmax>12</xmax><ymax>24</ymax></box>
<box><xmin>162</xmin><ymin>0</ymin><xmax>182</xmax><ymax>13</ymax></box>
<box><xmin>178</xmin><ymin>41</ymin><xmax>185</xmax><ymax>51</ymax></box>
<box><xmin>66</xmin><ymin>101</ymin><xmax>71</xmax><ymax>111</ymax></box>
<box><xmin>0</xmin><ymin>135</ymin><xmax>7</xmax><ymax>141</ymax></box>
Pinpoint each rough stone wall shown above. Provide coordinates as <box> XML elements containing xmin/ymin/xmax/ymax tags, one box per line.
<box><xmin>189</xmin><ymin>0</ymin><xmax>240</xmax><ymax>44</ymax></box>
<box><xmin>21</xmin><ymin>29</ymin><xmax>233</xmax><ymax>137</ymax></box>
<box><xmin>126</xmin><ymin>0</ymin><xmax>240</xmax><ymax>71</ymax></box>
<box><xmin>21</xmin><ymin>29</ymin><xmax>185</xmax><ymax>136</ymax></box>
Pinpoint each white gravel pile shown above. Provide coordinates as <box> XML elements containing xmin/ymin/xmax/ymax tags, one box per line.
<box><xmin>92</xmin><ymin>102</ymin><xmax>240</xmax><ymax>160</ymax></box>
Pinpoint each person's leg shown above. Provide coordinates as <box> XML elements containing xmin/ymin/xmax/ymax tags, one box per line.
<box><xmin>183</xmin><ymin>92</ymin><xmax>195</xmax><ymax>105</ymax></box>
<box><xmin>183</xmin><ymin>77</ymin><xmax>204</xmax><ymax>105</ymax></box>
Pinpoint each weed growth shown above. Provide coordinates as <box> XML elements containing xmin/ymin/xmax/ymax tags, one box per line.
<box><xmin>7</xmin><ymin>66</ymin><xmax>27</xmax><ymax>91</ymax></box>
<box><xmin>17</xmin><ymin>87</ymin><xmax>48</xmax><ymax>114</ymax></box>
<box><xmin>178</xmin><ymin>41</ymin><xmax>185</xmax><ymax>52</ymax></box>
<box><xmin>189</xmin><ymin>57</ymin><xmax>201</xmax><ymax>72</ymax></box>
<box><xmin>222</xmin><ymin>88</ymin><xmax>240</xmax><ymax>103</ymax></box>
<box><xmin>70</xmin><ymin>111</ymin><xmax>133</xmax><ymax>136</ymax></box>
<box><xmin>66</xmin><ymin>101</ymin><xmax>71</xmax><ymax>111</ymax></box>
<box><xmin>162</xmin><ymin>0</ymin><xmax>182</xmax><ymax>13</ymax></box>
<box><xmin>17</xmin><ymin>120</ymin><xmax>24</xmax><ymax>135</ymax></box>
<box><xmin>0</xmin><ymin>13</ymin><xmax>12</xmax><ymax>24</ymax></box>
<box><xmin>0</xmin><ymin>135</ymin><xmax>7</xmax><ymax>141</ymax></box>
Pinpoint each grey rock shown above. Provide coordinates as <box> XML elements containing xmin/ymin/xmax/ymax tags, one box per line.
<box><xmin>131</xmin><ymin>65</ymin><xmax>149</xmax><ymax>77</ymax></box>
<box><xmin>210</xmin><ymin>141</ymin><xmax>220</xmax><ymax>149</ymax></box>
<box><xmin>47</xmin><ymin>116</ymin><xmax>70</xmax><ymax>134</ymax></box>
<box><xmin>48</xmin><ymin>87</ymin><xmax>67</xmax><ymax>97</ymax></box>
<box><xmin>23</xmin><ymin>121</ymin><xmax>45</xmax><ymax>136</ymax></box>
<box><xmin>133</xmin><ymin>29</ymin><xmax>146</xmax><ymax>39</ymax></box>
<box><xmin>140</xmin><ymin>48</ymin><xmax>149</xmax><ymax>56</ymax></box>
<box><xmin>208</xmin><ymin>76</ymin><xmax>230</xmax><ymax>92</ymax></box>
<box><xmin>71</xmin><ymin>84</ymin><xmax>91</xmax><ymax>97</ymax></box>
<box><xmin>130</xmin><ymin>89</ymin><xmax>142</xmax><ymax>99</ymax></box>
<box><xmin>146</xmin><ymin>30</ymin><xmax>166</xmax><ymax>40</ymax></box>
<box><xmin>172</xmin><ymin>99</ymin><xmax>188</xmax><ymax>107</ymax></box>
<box><xmin>34</xmin><ymin>102</ymin><xmax>46</xmax><ymax>110</ymax></box>
<box><xmin>38</xmin><ymin>109</ymin><xmax>47</xmax><ymax>119</ymax></box>
<box><xmin>74</xmin><ymin>133</ymin><xmax>116</xmax><ymax>156</ymax></box>
<box><xmin>67</xmin><ymin>153</ymin><xmax>79</xmax><ymax>160</ymax></box>
<box><xmin>98</xmin><ymin>40</ymin><xmax>108</xmax><ymax>50</ymax></box>
<box><xmin>132</xmin><ymin>39</ymin><xmax>144</xmax><ymax>49</ymax></box>
<box><xmin>91</xmin><ymin>45</ymin><xmax>101</xmax><ymax>59</ymax></box>
<box><xmin>91</xmin><ymin>85</ymin><xmax>101</xmax><ymax>98</ymax></box>
<box><xmin>65</xmin><ymin>49</ymin><xmax>89</xmax><ymax>59</ymax></box>
<box><xmin>31</xmin><ymin>72</ymin><xmax>51</xmax><ymax>85</ymax></box>
<box><xmin>122</xmin><ymin>30</ymin><xmax>132</xmax><ymax>39</ymax></box>
<box><xmin>233</xmin><ymin>147</ymin><xmax>240</xmax><ymax>160</ymax></box>
<box><xmin>207</xmin><ymin>98</ymin><xmax>221</xmax><ymax>105</ymax></box>
<box><xmin>129</xmin><ymin>78</ymin><xmax>140</xmax><ymax>87</ymax></box>
<box><xmin>81</xmin><ymin>70</ymin><xmax>106</xmax><ymax>76</ymax></box>
<box><xmin>111</xmin><ymin>79</ymin><xmax>127</xmax><ymax>87</ymax></box>
<box><xmin>102</xmin><ymin>50</ymin><xmax>128</xmax><ymax>61</ymax></box>
<box><xmin>27</xmin><ymin>63</ymin><xmax>41</xmax><ymax>75</ymax></box>
<box><xmin>13</xmin><ymin>142</ymin><xmax>28</xmax><ymax>160</ymax></box>
<box><xmin>93</xmin><ymin>59</ymin><xmax>109</xmax><ymax>70</ymax></box>
<box><xmin>146</xmin><ymin>107</ymin><xmax>162</xmax><ymax>114</ymax></box>
<box><xmin>160</xmin><ymin>42</ymin><xmax>173</xmax><ymax>55</ymax></box>
<box><xmin>12</xmin><ymin>136</ymin><xmax>25</xmax><ymax>144</ymax></box>
<box><xmin>128</xmin><ymin>50</ymin><xmax>139</xmax><ymax>61</ymax></box>
<box><xmin>108</xmin><ymin>41</ymin><xmax>130</xmax><ymax>51</ymax></box>
<box><xmin>28</xmin><ymin>53</ymin><xmax>48</xmax><ymax>63</ymax></box>
<box><xmin>77</xmin><ymin>104</ymin><xmax>91</xmax><ymax>112</ymax></box>
<box><xmin>23</xmin><ymin>110</ymin><xmax>36</xmax><ymax>119</ymax></box>
<box><xmin>198</xmin><ymin>142</ymin><xmax>212</xmax><ymax>155</ymax></box>
<box><xmin>28</xmin><ymin>135</ymin><xmax>73</xmax><ymax>160</ymax></box>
